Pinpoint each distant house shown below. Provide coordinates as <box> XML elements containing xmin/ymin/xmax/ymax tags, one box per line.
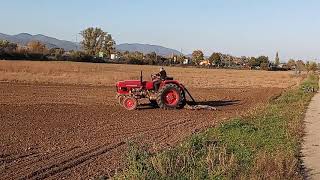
<box><xmin>183</xmin><ymin>58</ymin><xmax>191</xmax><ymax>64</ymax></box>
<box><xmin>110</xmin><ymin>53</ymin><xmax>119</xmax><ymax>60</ymax></box>
<box><xmin>278</xmin><ymin>63</ymin><xmax>288</xmax><ymax>68</ymax></box>
<box><xmin>173</xmin><ymin>56</ymin><xmax>177</xmax><ymax>63</ymax></box>
<box><xmin>199</xmin><ymin>60</ymin><xmax>210</xmax><ymax>66</ymax></box>
<box><xmin>268</xmin><ymin>63</ymin><xmax>289</xmax><ymax>71</ymax></box>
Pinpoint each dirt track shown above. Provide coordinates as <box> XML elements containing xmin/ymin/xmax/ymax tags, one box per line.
<box><xmin>0</xmin><ymin>82</ymin><xmax>283</xmax><ymax>179</ymax></box>
<box><xmin>302</xmin><ymin>78</ymin><xmax>320</xmax><ymax>179</ymax></box>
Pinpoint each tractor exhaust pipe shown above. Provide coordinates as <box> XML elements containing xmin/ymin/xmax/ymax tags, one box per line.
<box><xmin>140</xmin><ymin>71</ymin><xmax>143</xmax><ymax>83</ymax></box>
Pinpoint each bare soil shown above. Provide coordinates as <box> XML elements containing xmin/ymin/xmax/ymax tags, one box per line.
<box><xmin>0</xmin><ymin>61</ymin><xmax>300</xmax><ymax>179</ymax></box>
<box><xmin>0</xmin><ymin>82</ymin><xmax>283</xmax><ymax>179</ymax></box>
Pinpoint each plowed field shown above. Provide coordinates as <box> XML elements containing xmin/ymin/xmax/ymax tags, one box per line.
<box><xmin>0</xmin><ymin>61</ymin><xmax>302</xmax><ymax>179</ymax></box>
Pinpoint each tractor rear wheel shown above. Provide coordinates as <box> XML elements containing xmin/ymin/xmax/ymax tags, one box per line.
<box><xmin>123</xmin><ymin>97</ymin><xmax>138</xmax><ymax>110</ymax></box>
<box><xmin>156</xmin><ymin>84</ymin><xmax>184</xmax><ymax>109</ymax></box>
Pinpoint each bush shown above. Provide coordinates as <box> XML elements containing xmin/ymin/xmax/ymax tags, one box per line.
<box><xmin>300</xmin><ymin>74</ymin><xmax>319</xmax><ymax>92</ymax></box>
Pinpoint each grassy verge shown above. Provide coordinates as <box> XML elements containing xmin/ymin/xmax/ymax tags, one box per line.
<box><xmin>114</xmin><ymin>74</ymin><xmax>319</xmax><ymax>180</ymax></box>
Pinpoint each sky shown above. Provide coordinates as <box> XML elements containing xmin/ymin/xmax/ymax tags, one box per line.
<box><xmin>1</xmin><ymin>0</ymin><xmax>320</xmax><ymax>62</ymax></box>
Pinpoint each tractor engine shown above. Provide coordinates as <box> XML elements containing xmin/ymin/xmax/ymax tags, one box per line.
<box><xmin>131</xmin><ymin>88</ymin><xmax>147</xmax><ymax>97</ymax></box>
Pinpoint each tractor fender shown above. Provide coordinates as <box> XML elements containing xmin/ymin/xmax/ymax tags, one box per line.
<box><xmin>161</xmin><ymin>80</ymin><xmax>185</xmax><ymax>90</ymax></box>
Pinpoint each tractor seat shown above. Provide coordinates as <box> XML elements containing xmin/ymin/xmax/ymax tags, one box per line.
<box><xmin>165</xmin><ymin>77</ymin><xmax>173</xmax><ymax>80</ymax></box>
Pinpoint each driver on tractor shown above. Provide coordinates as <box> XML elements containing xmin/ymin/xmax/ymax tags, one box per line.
<box><xmin>153</xmin><ymin>67</ymin><xmax>167</xmax><ymax>91</ymax></box>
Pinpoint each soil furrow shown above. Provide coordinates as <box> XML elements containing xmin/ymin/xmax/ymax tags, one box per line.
<box><xmin>0</xmin><ymin>82</ymin><xmax>283</xmax><ymax>179</ymax></box>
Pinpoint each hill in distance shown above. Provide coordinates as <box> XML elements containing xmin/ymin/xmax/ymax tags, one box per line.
<box><xmin>0</xmin><ymin>33</ymin><xmax>183</xmax><ymax>57</ymax></box>
<box><xmin>116</xmin><ymin>43</ymin><xmax>183</xmax><ymax>57</ymax></box>
<box><xmin>0</xmin><ymin>33</ymin><xmax>79</xmax><ymax>51</ymax></box>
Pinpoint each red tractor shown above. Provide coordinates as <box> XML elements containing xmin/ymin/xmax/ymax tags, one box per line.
<box><xmin>116</xmin><ymin>71</ymin><xmax>194</xmax><ymax>110</ymax></box>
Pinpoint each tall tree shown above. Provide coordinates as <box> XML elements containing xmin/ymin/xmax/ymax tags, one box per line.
<box><xmin>27</xmin><ymin>41</ymin><xmax>47</xmax><ymax>54</ymax></box>
<box><xmin>209</xmin><ymin>52</ymin><xmax>221</xmax><ymax>67</ymax></box>
<box><xmin>305</xmin><ymin>61</ymin><xmax>310</xmax><ymax>73</ymax></box>
<box><xmin>192</xmin><ymin>50</ymin><xmax>204</xmax><ymax>65</ymax></box>
<box><xmin>144</xmin><ymin>52</ymin><xmax>157</xmax><ymax>64</ymax></box>
<box><xmin>80</xmin><ymin>27</ymin><xmax>115</xmax><ymax>57</ymax></box>
<box><xmin>309</xmin><ymin>62</ymin><xmax>318</xmax><ymax>72</ymax></box>
<box><xmin>296</xmin><ymin>60</ymin><xmax>305</xmax><ymax>73</ymax></box>
<box><xmin>104</xmin><ymin>33</ymin><xmax>116</xmax><ymax>56</ymax></box>
<box><xmin>249</xmin><ymin>57</ymin><xmax>259</xmax><ymax>67</ymax></box>
<box><xmin>49</xmin><ymin>48</ymin><xmax>65</xmax><ymax>59</ymax></box>
<box><xmin>257</xmin><ymin>56</ymin><xmax>269</xmax><ymax>64</ymax></box>
<box><xmin>275</xmin><ymin>52</ymin><xmax>280</xmax><ymax>65</ymax></box>
<box><xmin>0</xmin><ymin>40</ymin><xmax>17</xmax><ymax>53</ymax></box>
<box><xmin>177</xmin><ymin>54</ymin><xmax>185</xmax><ymax>64</ymax></box>
<box><xmin>287</xmin><ymin>59</ymin><xmax>296</xmax><ymax>69</ymax></box>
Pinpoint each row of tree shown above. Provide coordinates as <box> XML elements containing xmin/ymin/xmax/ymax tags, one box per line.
<box><xmin>1</xmin><ymin>27</ymin><xmax>319</xmax><ymax>71</ymax></box>
<box><xmin>190</xmin><ymin>49</ymin><xmax>319</xmax><ymax>71</ymax></box>
<box><xmin>0</xmin><ymin>27</ymin><xmax>116</xmax><ymax>62</ymax></box>
<box><xmin>287</xmin><ymin>59</ymin><xmax>318</xmax><ymax>72</ymax></box>
<box><xmin>0</xmin><ymin>39</ymin><xmax>93</xmax><ymax>62</ymax></box>
<box><xmin>0</xmin><ymin>40</ymin><xmax>49</xmax><ymax>60</ymax></box>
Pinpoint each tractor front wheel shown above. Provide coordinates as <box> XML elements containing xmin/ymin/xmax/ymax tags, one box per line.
<box><xmin>156</xmin><ymin>84</ymin><xmax>183</xmax><ymax>109</ymax></box>
<box><xmin>123</xmin><ymin>97</ymin><xmax>138</xmax><ymax>110</ymax></box>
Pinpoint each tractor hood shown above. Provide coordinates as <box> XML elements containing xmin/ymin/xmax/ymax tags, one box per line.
<box><xmin>116</xmin><ymin>80</ymin><xmax>142</xmax><ymax>87</ymax></box>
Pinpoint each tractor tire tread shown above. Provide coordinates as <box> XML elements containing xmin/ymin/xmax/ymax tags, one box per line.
<box><xmin>156</xmin><ymin>84</ymin><xmax>185</xmax><ymax>109</ymax></box>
